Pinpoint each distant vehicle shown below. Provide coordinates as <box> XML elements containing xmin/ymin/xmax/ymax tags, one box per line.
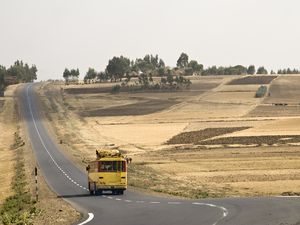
<box><xmin>86</xmin><ymin>149</ymin><xmax>127</xmax><ymax>195</ymax></box>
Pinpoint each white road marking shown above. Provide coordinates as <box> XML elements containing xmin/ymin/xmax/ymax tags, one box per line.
<box><xmin>96</xmin><ymin>193</ymin><xmax>229</xmax><ymax>225</ymax></box>
<box><xmin>26</xmin><ymin>85</ymin><xmax>88</xmax><ymax>192</ymax></box>
<box><xmin>77</xmin><ymin>212</ymin><xmax>94</xmax><ymax>225</ymax></box>
<box><xmin>136</xmin><ymin>201</ymin><xmax>145</xmax><ymax>203</ymax></box>
<box><xmin>193</xmin><ymin>202</ymin><xmax>228</xmax><ymax>225</ymax></box>
<box><xmin>27</xmin><ymin>84</ymin><xmax>229</xmax><ymax>225</ymax></box>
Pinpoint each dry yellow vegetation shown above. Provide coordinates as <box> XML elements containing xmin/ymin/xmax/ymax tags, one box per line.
<box><xmin>0</xmin><ymin>85</ymin><xmax>17</xmax><ymax>202</ymax></box>
<box><xmin>0</xmin><ymin>84</ymin><xmax>80</xmax><ymax>224</ymax></box>
<box><xmin>37</xmin><ymin>75</ymin><xmax>300</xmax><ymax>198</ymax></box>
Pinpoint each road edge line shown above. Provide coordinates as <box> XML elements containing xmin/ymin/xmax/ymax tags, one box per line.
<box><xmin>77</xmin><ymin>213</ymin><xmax>94</xmax><ymax>225</ymax></box>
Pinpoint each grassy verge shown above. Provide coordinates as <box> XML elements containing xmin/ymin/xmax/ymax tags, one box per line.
<box><xmin>0</xmin><ymin>129</ymin><xmax>40</xmax><ymax>225</ymax></box>
<box><xmin>128</xmin><ymin>163</ymin><xmax>221</xmax><ymax>199</ymax></box>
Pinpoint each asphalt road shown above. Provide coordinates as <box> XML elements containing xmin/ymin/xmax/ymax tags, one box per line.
<box><xmin>19</xmin><ymin>83</ymin><xmax>300</xmax><ymax>225</ymax></box>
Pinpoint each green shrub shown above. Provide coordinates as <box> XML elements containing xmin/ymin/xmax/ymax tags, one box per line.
<box><xmin>255</xmin><ymin>85</ymin><xmax>267</xmax><ymax>98</ymax></box>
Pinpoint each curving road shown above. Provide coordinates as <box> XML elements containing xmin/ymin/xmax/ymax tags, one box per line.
<box><xmin>19</xmin><ymin>83</ymin><xmax>300</xmax><ymax>225</ymax></box>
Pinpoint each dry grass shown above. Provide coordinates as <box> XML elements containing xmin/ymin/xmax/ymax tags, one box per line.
<box><xmin>37</xmin><ymin>76</ymin><xmax>300</xmax><ymax>198</ymax></box>
<box><xmin>0</xmin><ymin>84</ymin><xmax>80</xmax><ymax>224</ymax></box>
<box><xmin>137</xmin><ymin>146</ymin><xmax>300</xmax><ymax>197</ymax></box>
<box><xmin>0</xmin><ymin>85</ymin><xmax>18</xmax><ymax>203</ymax></box>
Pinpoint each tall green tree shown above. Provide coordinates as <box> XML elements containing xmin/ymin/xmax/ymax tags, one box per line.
<box><xmin>0</xmin><ymin>65</ymin><xmax>6</xmax><ymax>91</ymax></box>
<box><xmin>97</xmin><ymin>71</ymin><xmax>108</xmax><ymax>82</ymax></box>
<box><xmin>188</xmin><ymin>60</ymin><xmax>203</xmax><ymax>74</ymax></box>
<box><xmin>84</xmin><ymin>68</ymin><xmax>97</xmax><ymax>83</ymax></box>
<box><xmin>247</xmin><ymin>65</ymin><xmax>256</xmax><ymax>75</ymax></box>
<box><xmin>176</xmin><ymin>53</ymin><xmax>189</xmax><ymax>68</ymax></box>
<box><xmin>6</xmin><ymin>60</ymin><xmax>37</xmax><ymax>83</ymax></box>
<box><xmin>257</xmin><ymin>66</ymin><xmax>268</xmax><ymax>74</ymax></box>
<box><xmin>106</xmin><ymin>56</ymin><xmax>131</xmax><ymax>81</ymax></box>
<box><xmin>63</xmin><ymin>68</ymin><xmax>71</xmax><ymax>84</ymax></box>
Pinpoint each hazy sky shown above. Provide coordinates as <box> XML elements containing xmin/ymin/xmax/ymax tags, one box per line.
<box><xmin>0</xmin><ymin>0</ymin><xmax>300</xmax><ymax>80</ymax></box>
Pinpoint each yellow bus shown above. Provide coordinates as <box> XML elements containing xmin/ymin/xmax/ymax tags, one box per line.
<box><xmin>86</xmin><ymin>151</ymin><xmax>127</xmax><ymax>195</ymax></box>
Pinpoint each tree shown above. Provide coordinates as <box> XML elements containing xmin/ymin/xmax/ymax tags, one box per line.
<box><xmin>97</xmin><ymin>71</ymin><xmax>108</xmax><ymax>82</ymax></box>
<box><xmin>176</xmin><ymin>53</ymin><xmax>189</xmax><ymax>68</ymax></box>
<box><xmin>247</xmin><ymin>65</ymin><xmax>256</xmax><ymax>75</ymax></box>
<box><xmin>5</xmin><ymin>60</ymin><xmax>38</xmax><ymax>83</ymax></box>
<box><xmin>257</xmin><ymin>66</ymin><xmax>268</xmax><ymax>74</ymax></box>
<box><xmin>188</xmin><ymin>60</ymin><xmax>203</xmax><ymax>75</ymax></box>
<box><xmin>106</xmin><ymin>56</ymin><xmax>131</xmax><ymax>81</ymax></box>
<box><xmin>158</xmin><ymin>59</ymin><xmax>165</xmax><ymax>68</ymax></box>
<box><xmin>63</xmin><ymin>68</ymin><xmax>71</xmax><ymax>84</ymax></box>
<box><xmin>84</xmin><ymin>68</ymin><xmax>97</xmax><ymax>83</ymax></box>
<box><xmin>0</xmin><ymin>65</ymin><xmax>6</xmax><ymax>91</ymax></box>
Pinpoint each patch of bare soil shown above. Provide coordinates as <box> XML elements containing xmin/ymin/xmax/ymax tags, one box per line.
<box><xmin>79</xmin><ymin>99</ymin><xmax>177</xmax><ymax>117</ymax></box>
<box><xmin>228</xmin><ymin>76</ymin><xmax>277</xmax><ymax>85</ymax></box>
<box><xmin>199</xmin><ymin>135</ymin><xmax>300</xmax><ymax>145</ymax></box>
<box><xmin>166</xmin><ymin>127</ymin><xmax>251</xmax><ymax>144</ymax></box>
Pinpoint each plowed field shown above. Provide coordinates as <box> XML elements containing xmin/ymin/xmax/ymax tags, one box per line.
<box><xmin>228</xmin><ymin>76</ymin><xmax>277</xmax><ymax>85</ymax></box>
<box><xmin>166</xmin><ymin>127</ymin><xmax>250</xmax><ymax>144</ymax></box>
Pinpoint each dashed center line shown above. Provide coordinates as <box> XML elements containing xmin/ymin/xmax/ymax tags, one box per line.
<box><xmin>168</xmin><ymin>202</ymin><xmax>181</xmax><ymax>205</ymax></box>
<box><xmin>100</xmin><ymin>195</ymin><xmax>228</xmax><ymax>225</ymax></box>
<box><xmin>136</xmin><ymin>201</ymin><xmax>145</xmax><ymax>203</ymax></box>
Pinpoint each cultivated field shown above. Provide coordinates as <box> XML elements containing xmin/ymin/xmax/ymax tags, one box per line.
<box><xmin>38</xmin><ymin>75</ymin><xmax>300</xmax><ymax>198</ymax></box>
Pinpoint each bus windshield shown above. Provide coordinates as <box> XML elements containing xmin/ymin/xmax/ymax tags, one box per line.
<box><xmin>99</xmin><ymin>161</ymin><xmax>126</xmax><ymax>172</ymax></box>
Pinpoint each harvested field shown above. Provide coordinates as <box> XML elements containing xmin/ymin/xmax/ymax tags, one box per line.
<box><xmin>166</xmin><ymin>127</ymin><xmax>251</xmax><ymax>144</ymax></box>
<box><xmin>199</xmin><ymin>135</ymin><xmax>300</xmax><ymax>145</ymax></box>
<box><xmin>38</xmin><ymin>77</ymin><xmax>300</xmax><ymax>198</ymax></box>
<box><xmin>248</xmin><ymin>105</ymin><xmax>300</xmax><ymax>117</ymax></box>
<box><xmin>217</xmin><ymin>84</ymin><xmax>260</xmax><ymax>92</ymax></box>
<box><xmin>263</xmin><ymin>76</ymin><xmax>300</xmax><ymax>104</ymax></box>
<box><xmin>204</xmin><ymin>92</ymin><xmax>260</xmax><ymax>104</ymax></box>
<box><xmin>189</xmin><ymin>82</ymin><xmax>220</xmax><ymax>91</ymax></box>
<box><xmin>79</xmin><ymin>99</ymin><xmax>177</xmax><ymax>117</ymax></box>
<box><xmin>228</xmin><ymin>76</ymin><xmax>277</xmax><ymax>85</ymax></box>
